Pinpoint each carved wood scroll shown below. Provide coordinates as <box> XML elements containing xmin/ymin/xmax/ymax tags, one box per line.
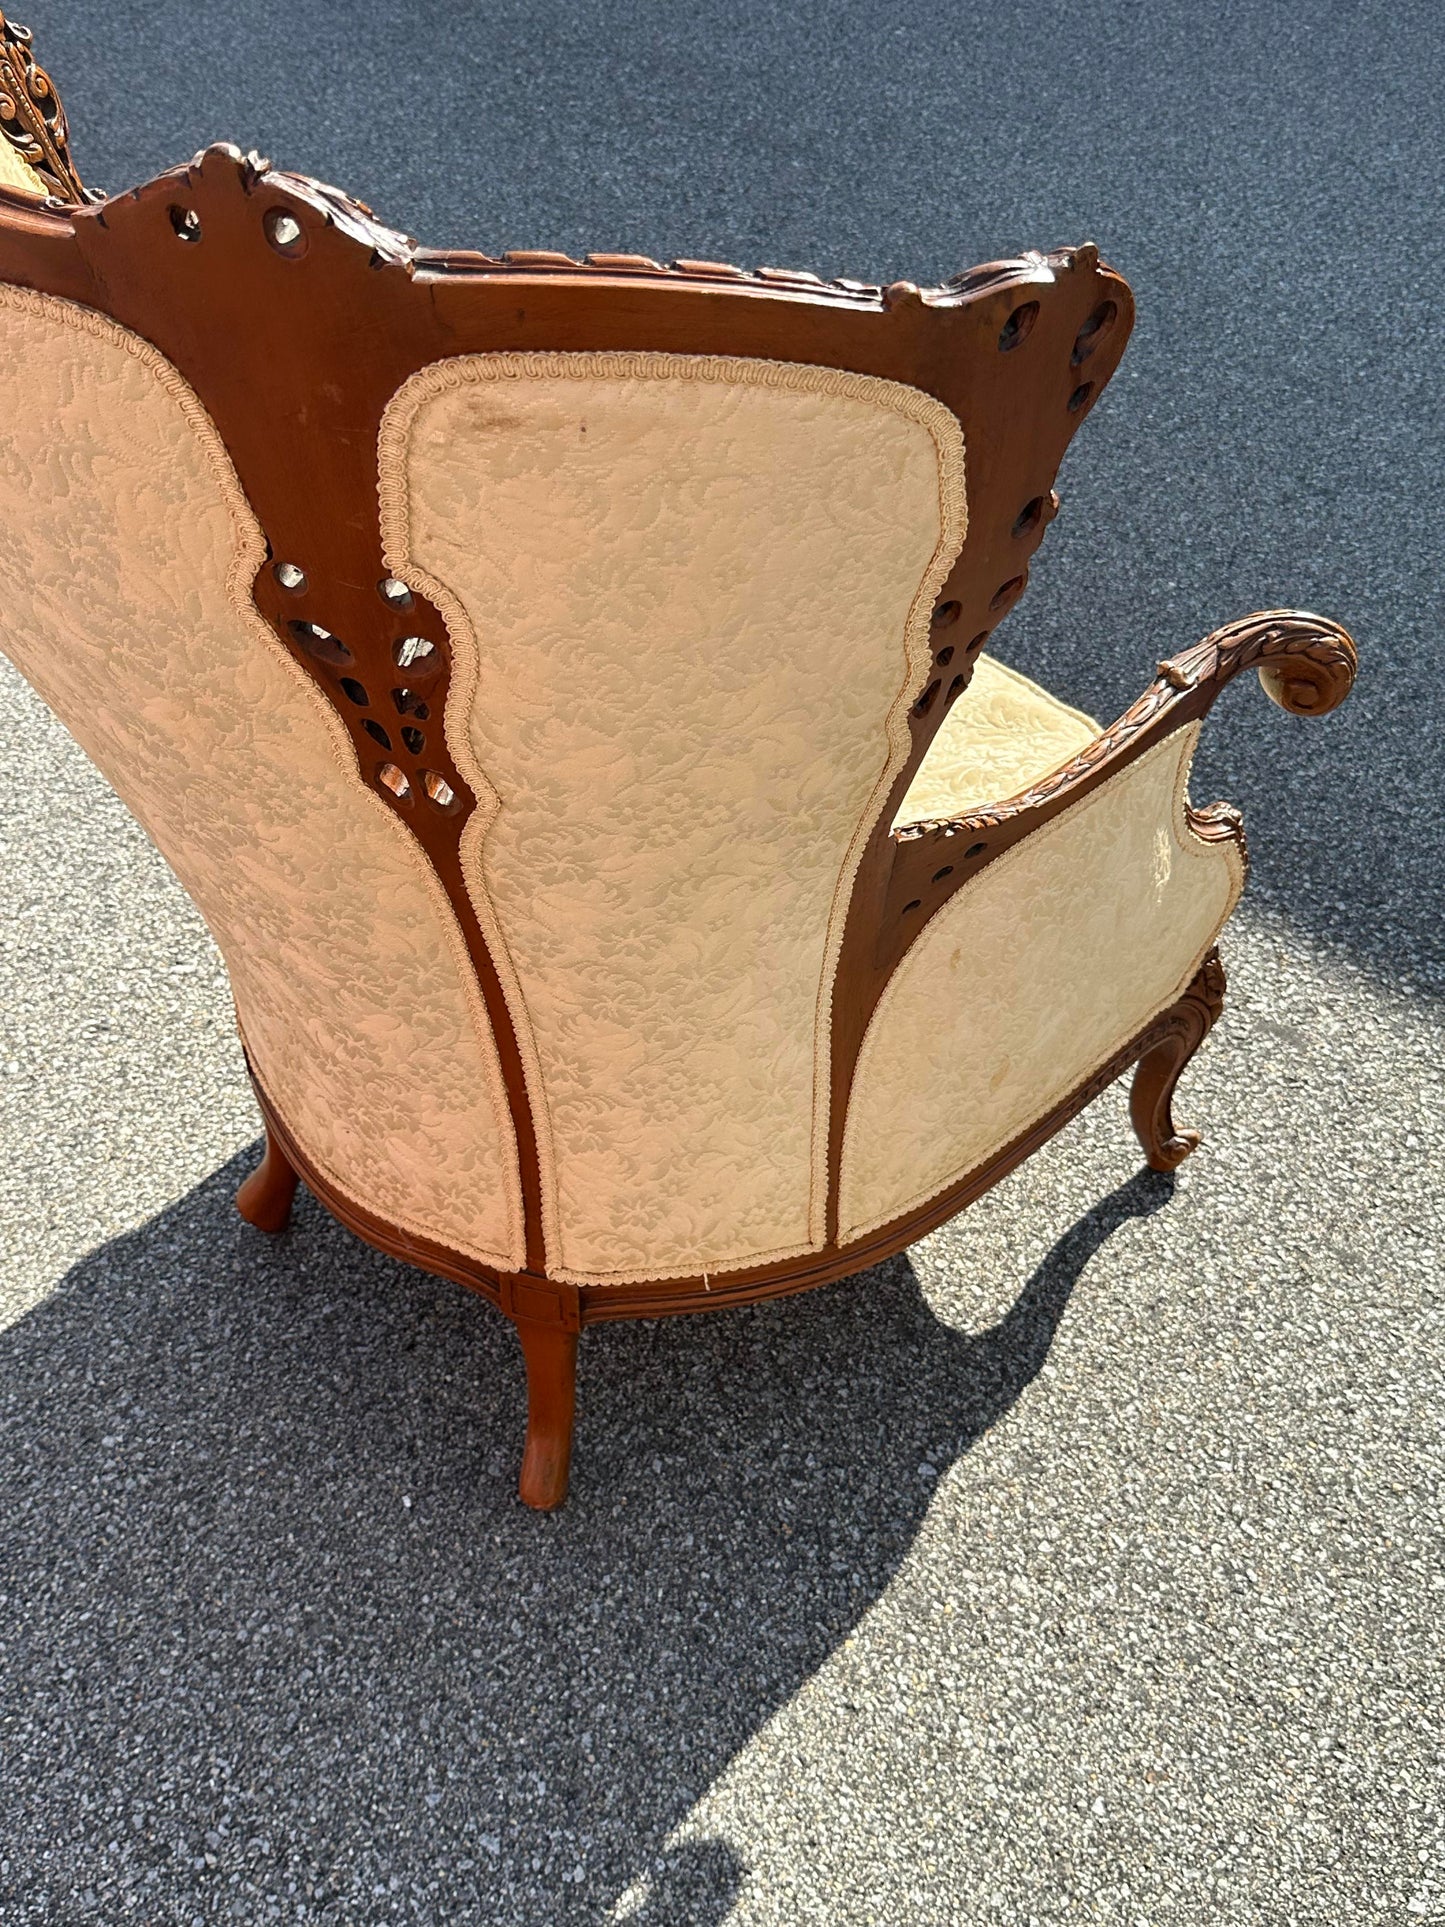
<box><xmin>891</xmin><ymin>613</ymin><xmax>1357</xmax><ymax>862</ymax></box>
<box><xmin>0</xmin><ymin>13</ymin><xmax>88</xmax><ymax>202</ymax></box>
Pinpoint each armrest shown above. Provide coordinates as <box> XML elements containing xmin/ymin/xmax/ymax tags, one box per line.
<box><xmin>880</xmin><ymin>609</ymin><xmax>1358</xmax><ymax>965</ymax></box>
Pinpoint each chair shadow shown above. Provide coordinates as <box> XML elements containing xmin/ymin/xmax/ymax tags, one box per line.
<box><xmin>0</xmin><ymin>1155</ymin><xmax>1175</xmax><ymax>1924</ymax></box>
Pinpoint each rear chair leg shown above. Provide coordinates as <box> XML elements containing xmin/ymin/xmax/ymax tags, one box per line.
<box><xmin>236</xmin><ymin>1124</ymin><xmax>299</xmax><ymax>1233</ymax></box>
<box><xmin>515</xmin><ymin>1315</ymin><xmax>579</xmax><ymax>1511</ymax></box>
<box><xmin>1130</xmin><ymin>948</ymin><xmax>1228</xmax><ymax>1171</ymax></box>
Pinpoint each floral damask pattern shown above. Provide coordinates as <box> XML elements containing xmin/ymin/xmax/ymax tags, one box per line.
<box><xmin>840</xmin><ymin>725</ymin><xmax>1244</xmax><ymax>1242</ymax></box>
<box><xmin>893</xmin><ymin>654</ymin><xmax>1100</xmax><ymax>829</ymax></box>
<box><xmin>0</xmin><ymin>288</ymin><xmax>524</xmax><ymax>1268</ymax></box>
<box><xmin>382</xmin><ymin>354</ymin><xmax>966</xmax><ymax>1283</ymax></box>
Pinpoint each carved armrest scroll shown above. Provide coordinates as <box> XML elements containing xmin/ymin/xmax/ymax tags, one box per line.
<box><xmin>0</xmin><ymin>11</ymin><xmax>89</xmax><ymax>203</ymax></box>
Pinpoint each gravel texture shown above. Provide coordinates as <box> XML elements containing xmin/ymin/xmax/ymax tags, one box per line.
<box><xmin>1</xmin><ymin>1</ymin><xmax>1442</xmax><ymax>1921</ymax></box>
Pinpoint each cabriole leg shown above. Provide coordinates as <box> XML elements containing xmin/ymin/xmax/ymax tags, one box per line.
<box><xmin>236</xmin><ymin>1124</ymin><xmax>299</xmax><ymax>1233</ymax></box>
<box><xmin>515</xmin><ymin>1317</ymin><xmax>579</xmax><ymax>1511</ymax></box>
<box><xmin>1129</xmin><ymin>949</ymin><xmax>1228</xmax><ymax>1171</ymax></box>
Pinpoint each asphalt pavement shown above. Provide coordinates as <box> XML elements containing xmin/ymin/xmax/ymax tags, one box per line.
<box><xmin>1</xmin><ymin>1</ymin><xmax>1441</xmax><ymax>1920</ymax></box>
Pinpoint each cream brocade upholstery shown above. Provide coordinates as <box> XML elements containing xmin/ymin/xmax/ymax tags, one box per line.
<box><xmin>840</xmin><ymin>725</ymin><xmax>1243</xmax><ymax>1241</ymax></box>
<box><xmin>0</xmin><ymin>289</ymin><xmax>526</xmax><ymax>1268</ymax></box>
<box><xmin>381</xmin><ymin>353</ymin><xmax>967</xmax><ymax>1283</ymax></box>
<box><xmin>0</xmin><ymin>141</ymin><xmax>45</xmax><ymax>198</ymax></box>
<box><xmin>894</xmin><ymin>654</ymin><xmax>1100</xmax><ymax>828</ymax></box>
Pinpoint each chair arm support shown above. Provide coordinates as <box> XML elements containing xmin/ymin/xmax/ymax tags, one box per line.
<box><xmin>879</xmin><ymin>609</ymin><xmax>1357</xmax><ymax>966</ymax></box>
<box><xmin>1154</xmin><ymin>607</ymin><xmax>1357</xmax><ymax>719</ymax></box>
<box><xmin>898</xmin><ymin>609</ymin><xmax>1357</xmax><ymax>847</ymax></box>
<box><xmin>829</xmin><ymin>611</ymin><xmax>1355</xmax><ymax>1241</ymax></box>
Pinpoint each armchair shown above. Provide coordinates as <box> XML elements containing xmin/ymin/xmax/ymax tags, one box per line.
<box><xmin>0</xmin><ymin>31</ymin><xmax>1356</xmax><ymax>1506</ymax></box>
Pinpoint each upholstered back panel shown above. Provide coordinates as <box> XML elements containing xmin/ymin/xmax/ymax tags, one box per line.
<box><xmin>0</xmin><ymin>288</ymin><xmax>524</xmax><ymax>1268</ymax></box>
<box><xmin>381</xmin><ymin>355</ymin><xmax>966</xmax><ymax>1284</ymax></box>
<box><xmin>840</xmin><ymin>726</ymin><xmax>1243</xmax><ymax>1242</ymax></box>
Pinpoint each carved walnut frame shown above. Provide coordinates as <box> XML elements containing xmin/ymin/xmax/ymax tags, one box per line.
<box><xmin>0</xmin><ymin>125</ymin><xmax>1357</xmax><ymax>1507</ymax></box>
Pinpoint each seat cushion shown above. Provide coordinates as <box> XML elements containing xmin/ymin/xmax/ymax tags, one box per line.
<box><xmin>894</xmin><ymin>654</ymin><xmax>1099</xmax><ymax>828</ymax></box>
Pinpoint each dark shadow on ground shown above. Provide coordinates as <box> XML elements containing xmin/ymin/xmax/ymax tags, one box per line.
<box><xmin>0</xmin><ymin>1155</ymin><xmax>1174</xmax><ymax>1922</ymax></box>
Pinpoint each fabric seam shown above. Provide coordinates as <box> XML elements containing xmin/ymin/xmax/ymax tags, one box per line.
<box><xmin>377</xmin><ymin>349</ymin><xmax>968</xmax><ymax>1287</ymax></box>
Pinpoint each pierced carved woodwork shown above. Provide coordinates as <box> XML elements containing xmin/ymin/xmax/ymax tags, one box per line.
<box><xmin>27</xmin><ymin>144</ymin><xmax>1131</xmax><ymax>1301</ymax></box>
<box><xmin>0</xmin><ymin>12</ymin><xmax>88</xmax><ymax>203</ymax></box>
<box><xmin>68</xmin><ymin>142</ymin><xmax>550</xmax><ymax>1275</ymax></box>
